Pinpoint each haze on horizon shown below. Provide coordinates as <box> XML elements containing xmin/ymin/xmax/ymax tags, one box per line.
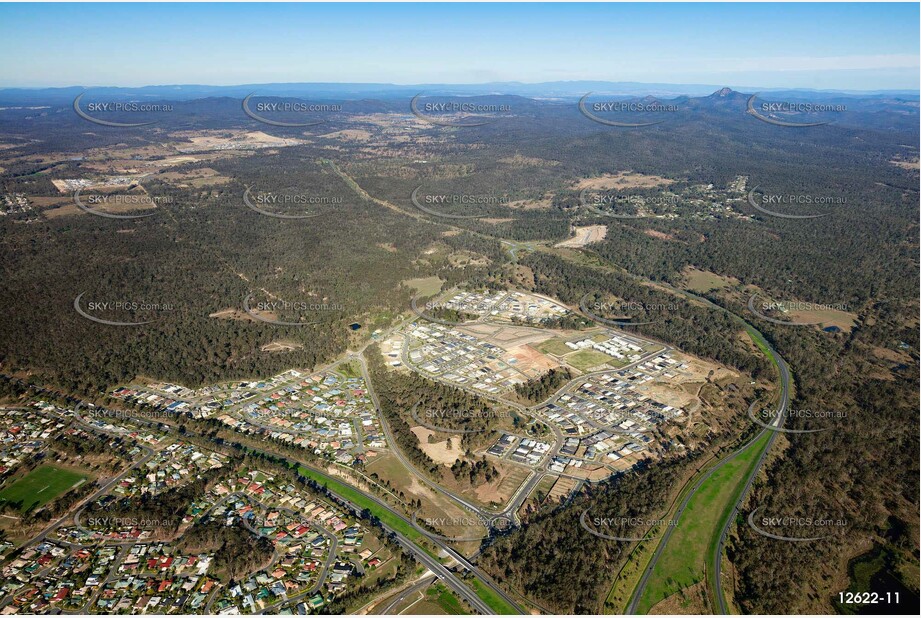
<box><xmin>1</xmin><ymin>2</ymin><xmax>918</xmax><ymax>92</ymax></box>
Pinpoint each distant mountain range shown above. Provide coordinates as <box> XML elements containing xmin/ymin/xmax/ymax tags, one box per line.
<box><xmin>0</xmin><ymin>80</ymin><xmax>917</xmax><ymax>105</ymax></box>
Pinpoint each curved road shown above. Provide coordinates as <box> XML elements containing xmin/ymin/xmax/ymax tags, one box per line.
<box><xmin>377</xmin><ymin>574</ymin><xmax>438</xmax><ymax>614</ymax></box>
<box><xmin>9</xmin><ymin>396</ymin><xmax>500</xmax><ymax>615</ymax></box>
<box><xmin>625</xmin><ymin>289</ymin><xmax>791</xmax><ymax>615</ymax></box>
<box><xmin>712</xmin><ymin>334</ymin><xmax>790</xmax><ymax>613</ymax></box>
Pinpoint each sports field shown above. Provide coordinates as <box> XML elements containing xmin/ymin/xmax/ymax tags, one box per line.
<box><xmin>0</xmin><ymin>465</ymin><xmax>87</xmax><ymax>512</ymax></box>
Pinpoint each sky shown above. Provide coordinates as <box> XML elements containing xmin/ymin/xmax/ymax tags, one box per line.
<box><xmin>1</xmin><ymin>2</ymin><xmax>918</xmax><ymax>91</ymax></box>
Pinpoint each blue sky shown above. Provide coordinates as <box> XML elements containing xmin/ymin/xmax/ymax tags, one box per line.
<box><xmin>1</xmin><ymin>3</ymin><xmax>918</xmax><ymax>90</ymax></box>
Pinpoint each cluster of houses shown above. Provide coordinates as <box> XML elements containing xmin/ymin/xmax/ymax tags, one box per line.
<box><xmin>210</xmin><ymin>370</ymin><xmax>384</xmax><ymax>466</ymax></box>
<box><xmin>51</xmin><ymin>178</ymin><xmax>92</xmax><ymax>192</ymax></box>
<box><xmin>0</xmin><ymin>408</ymin><xmax>64</xmax><ymax>479</ymax></box>
<box><xmin>1</xmin><ymin>541</ymin><xmax>215</xmax><ymax>614</ymax></box>
<box><xmin>190</xmin><ymin>370</ymin><xmax>312</xmax><ymax>417</ymax></box>
<box><xmin>438</xmin><ymin>289</ymin><xmax>506</xmax><ymax>318</ymax></box>
<box><xmin>0</xmin><ymin>193</ymin><xmax>34</xmax><ymax>219</ymax></box>
<box><xmin>684</xmin><ymin>178</ymin><xmax>750</xmax><ymax>220</ymax></box>
<box><xmin>111</xmin><ymin>370</ymin><xmax>310</xmax><ymax>420</ymax></box>
<box><xmin>635</xmin><ymin>352</ymin><xmax>687</xmax><ymax>380</ymax></box>
<box><xmin>437</xmin><ymin>289</ymin><xmax>570</xmax><ymax>324</ymax></box>
<box><xmin>207</xmin><ymin>470</ymin><xmax>391</xmax><ymax>614</ymax></box>
<box><xmin>112</xmin><ymin>368</ymin><xmax>387</xmax><ymax>470</ymax></box>
<box><xmin>405</xmin><ymin>322</ymin><xmax>528</xmax><ymax>395</ymax></box>
<box><xmin>540</xmin><ymin>364</ymin><xmax>683</xmax><ymax>449</ymax></box>
<box><xmin>1</xmin><ymin>453</ymin><xmax>395</xmax><ymax>614</ymax></box>
<box><xmin>111</xmin><ymin>442</ymin><xmax>228</xmax><ymax>499</ymax></box>
<box><xmin>548</xmin><ymin>455</ymin><xmax>582</xmax><ymax>474</ymax></box>
<box><xmin>49</xmin><ymin>443</ymin><xmax>231</xmax><ymax>544</ymax></box>
<box><xmin>93</xmin><ymin>546</ymin><xmax>214</xmax><ymax>613</ymax></box>
<box><xmin>110</xmin><ymin>384</ymin><xmax>194</xmax><ymax>416</ymax></box>
<box><xmin>495</xmin><ymin>291</ymin><xmax>571</xmax><ymax>323</ymax></box>
<box><xmin>238</xmin><ymin>372</ymin><xmax>382</xmax><ymax>447</ymax></box>
<box><xmin>486</xmin><ymin>434</ymin><xmax>552</xmax><ymax>466</ymax></box>
<box><xmin>2</xmin><ymin>541</ymin><xmax>73</xmax><ymax>613</ymax></box>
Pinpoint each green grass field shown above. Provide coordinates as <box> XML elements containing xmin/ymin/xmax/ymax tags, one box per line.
<box><xmin>536</xmin><ymin>338</ymin><xmax>575</xmax><ymax>357</ymax></box>
<box><xmin>565</xmin><ymin>349</ymin><xmax>616</xmax><ymax>371</ymax></box>
<box><xmin>0</xmin><ymin>465</ymin><xmax>87</xmax><ymax>512</ymax></box>
<box><xmin>403</xmin><ymin>276</ymin><xmax>443</xmax><ymax>296</ymax></box>
<box><xmin>335</xmin><ymin>359</ymin><xmax>363</xmax><ymax>379</ymax></box>
<box><xmin>428</xmin><ymin>583</ymin><xmax>469</xmax><ymax>615</ymax></box>
<box><xmin>683</xmin><ymin>268</ymin><xmax>736</xmax><ymax>293</ymax></box>
<box><xmin>635</xmin><ymin>429</ymin><xmax>771</xmax><ymax>613</ymax></box>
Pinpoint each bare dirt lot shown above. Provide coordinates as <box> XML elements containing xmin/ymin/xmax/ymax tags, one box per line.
<box><xmin>506</xmin><ymin>343</ymin><xmax>560</xmax><ymax>375</ymax></box>
<box><xmin>556</xmin><ymin>225</ymin><xmax>608</xmax><ymax>248</ymax></box>
<box><xmin>318</xmin><ymin>129</ymin><xmax>373</xmax><ymax>141</ymax></box>
<box><xmin>261</xmin><ymin>340</ymin><xmax>304</xmax><ymax>353</ymax></box>
<box><xmin>442</xmin><ymin>459</ymin><xmax>529</xmax><ymax>508</ymax></box>
<box><xmin>890</xmin><ymin>158</ymin><xmax>920</xmax><ymax>171</ymax></box>
<box><xmin>170</xmin><ymin>129</ymin><xmax>306</xmax><ymax>152</ymax></box>
<box><xmin>458</xmin><ymin>322</ymin><xmax>562</xmax><ymax>348</ymax></box>
<box><xmin>573</xmin><ymin>171</ymin><xmax>676</xmax><ymax>191</ymax></box>
<box><xmin>547</xmin><ymin>475</ymin><xmax>578</xmax><ymax>502</ymax></box>
<box><xmin>157</xmin><ymin>167</ymin><xmax>233</xmax><ymax>187</ymax></box>
<box><xmin>209</xmin><ymin>308</ymin><xmax>256</xmax><ymax>322</ymax></box>
<box><xmin>410</xmin><ymin>426</ymin><xmax>461</xmax><ymax>466</ymax></box>
<box><xmin>644</xmin><ymin>229</ymin><xmax>676</xmax><ymax>241</ymax></box>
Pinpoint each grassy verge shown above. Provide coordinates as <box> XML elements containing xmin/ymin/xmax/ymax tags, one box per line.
<box><xmin>468</xmin><ymin>576</ymin><xmax>520</xmax><ymax>615</ymax></box>
<box><xmin>605</xmin><ymin>534</ymin><xmax>669</xmax><ymax>613</ymax></box>
<box><xmin>335</xmin><ymin>359</ymin><xmax>363</xmax><ymax>379</ymax></box>
<box><xmin>430</xmin><ymin>582</ymin><xmax>470</xmax><ymax>615</ymax></box>
<box><xmin>635</xmin><ymin>429</ymin><xmax>771</xmax><ymax>613</ymax></box>
<box><xmin>604</xmin><ymin>452</ymin><xmax>727</xmax><ymax>613</ymax></box>
<box><xmin>295</xmin><ymin>465</ymin><xmax>433</xmax><ymax>554</ymax></box>
<box><xmin>704</xmin><ymin>431</ymin><xmax>772</xmax><ymax>611</ymax></box>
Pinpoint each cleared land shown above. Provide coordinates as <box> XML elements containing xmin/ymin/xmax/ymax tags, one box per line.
<box><xmin>683</xmin><ymin>267</ymin><xmax>738</xmax><ymax>293</ymax></box>
<box><xmin>411</xmin><ymin>427</ymin><xmax>461</xmax><ymax>466</ymax></box>
<box><xmin>556</xmin><ymin>225</ymin><xmax>608</xmax><ymax>248</ymax></box>
<box><xmin>535</xmin><ymin>338</ymin><xmax>576</xmax><ymax>357</ymax></box>
<box><xmin>573</xmin><ymin>172</ymin><xmax>675</xmax><ymax>190</ymax></box>
<box><xmin>363</xmin><ymin>454</ymin><xmax>475</xmax><ymax>539</ymax></box>
<box><xmin>260</xmin><ymin>340</ymin><xmax>303</xmax><ymax>353</ymax></box>
<box><xmin>786</xmin><ymin>307</ymin><xmax>858</xmax><ymax>332</ymax></box>
<box><xmin>566</xmin><ymin>349</ymin><xmax>619</xmax><ymax>372</ymax></box>
<box><xmin>403</xmin><ymin>276</ymin><xmax>443</xmax><ymax>296</ymax></box>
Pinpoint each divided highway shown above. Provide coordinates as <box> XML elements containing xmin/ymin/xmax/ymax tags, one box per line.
<box><xmin>625</xmin><ymin>287</ymin><xmax>792</xmax><ymax>615</ymax></box>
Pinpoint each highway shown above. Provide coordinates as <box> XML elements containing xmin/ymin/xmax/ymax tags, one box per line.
<box><xmin>624</xmin><ymin>287</ymin><xmax>791</xmax><ymax>615</ymax></box>
<box><xmin>4</xmin><ymin>391</ymin><xmax>502</xmax><ymax>615</ymax></box>
<box><xmin>224</xmin><ymin>440</ymin><xmax>521</xmax><ymax>613</ymax></box>
<box><xmin>375</xmin><ymin>574</ymin><xmax>438</xmax><ymax>614</ymax></box>
<box><xmin>1</xmin><ymin>258</ymin><xmax>784</xmax><ymax>615</ymax></box>
<box><xmin>356</xmin><ymin>349</ymin><xmax>526</xmax><ymax>613</ymax></box>
<box><xmin>111</xmin><ymin>403</ymin><xmax>504</xmax><ymax>615</ymax></box>
<box><xmin>711</xmin><ymin>328</ymin><xmax>790</xmax><ymax>614</ymax></box>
